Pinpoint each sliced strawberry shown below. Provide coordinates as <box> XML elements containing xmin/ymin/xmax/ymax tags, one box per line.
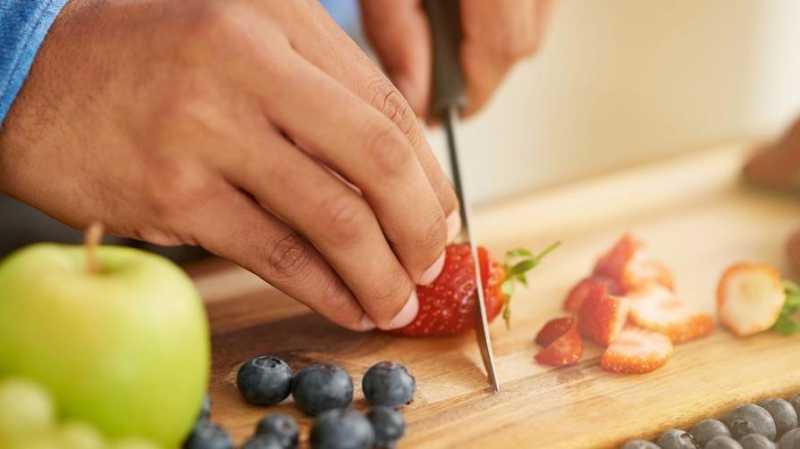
<box><xmin>577</xmin><ymin>283</ymin><xmax>629</xmax><ymax>346</ymax></box>
<box><xmin>535</xmin><ymin>320</ymin><xmax>582</xmax><ymax>367</ymax></box>
<box><xmin>717</xmin><ymin>262</ymin><xmax>786</xmax><ymax>337</ymax></box>
<box><xmin>563</xmin><ymin>275</ymin><xmax>624</xmax><ymax>313</ymax></box>
<box><xmin>593</xmin><ymin>233</ymin><xmax>674</xmax><ymax>292</ymax></box>
<box><xmin>601</xmin><ymin>326</ymin><xmax>674</xmax><ymax>374</ymax></box>
<box><xmin>535</xmin><ymin>316</ymin><xmax>576</xmax><ymax>347</ymax></box>
<box><xmin>627</xmin><ymin>284</ymin><xmax>715</xmax><ymax>344</ymax></box>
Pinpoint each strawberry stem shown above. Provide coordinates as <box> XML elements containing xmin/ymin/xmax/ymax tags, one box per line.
<box><xmin>500</xmin><ymin>241</ymin><xmax>561</xmax><ymax>329</ymax></box>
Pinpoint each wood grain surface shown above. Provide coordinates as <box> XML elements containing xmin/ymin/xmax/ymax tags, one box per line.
<box><xmin>195</xmin><ymin>143</ymin><xmax>800</xmax><ymax>449</ymax></box>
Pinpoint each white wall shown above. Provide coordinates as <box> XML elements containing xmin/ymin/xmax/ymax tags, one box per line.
<box><xmin>427</xmin><ymin>0</ymin><xmax>800</xmax><ymax>204</ymax></box>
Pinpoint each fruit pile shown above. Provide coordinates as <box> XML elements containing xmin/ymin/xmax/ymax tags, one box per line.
<box><xmin>620</xmin><ymin>395</ymin><xmax>800</xmax><ymax>449</ymax></box>
<box><xmin>535</xmin><ymin>234</ymin><xmax>714</xmax><ymax>373</ymax></box>
<box><xmin>0</xmin><ymin>377</ymin><xmax>169</xmax><ymax>449</ymax></box>
<box><xmin>184</xmin><ymin>356</ymin><xmax>416</xmax><ymax>449</ymax></box>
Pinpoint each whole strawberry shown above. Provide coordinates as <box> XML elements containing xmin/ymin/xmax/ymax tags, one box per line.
<box><xmin>392</xmin><ymin>242</ymin><xmax>558</xmax><ymax>337</ymax></box>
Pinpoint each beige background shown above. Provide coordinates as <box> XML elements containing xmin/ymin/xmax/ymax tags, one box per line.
<box><xmin>423</xmin><ymin>0</ymin><xmax>800</xmax><ymax>204</ymax></box>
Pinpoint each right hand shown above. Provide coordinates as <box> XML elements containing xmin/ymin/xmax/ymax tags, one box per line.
<box><xmin>0</xmin><ymin>0</ymin><xmax>459</xmax><ymax>331</ymax></box>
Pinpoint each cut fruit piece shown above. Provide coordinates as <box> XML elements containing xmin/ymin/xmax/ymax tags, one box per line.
<box><xmin>601</xmin><ymin>327</ymin><xmax>674</xmax><ymax>374</ymax></box>
<box><xmin>535</xmin><ymin>320</ymin><xmax>582</xmax><ymax>367</ymax></box>
<box><xmin>535</xmin><ymin>317</ymin><xmax>576</xmax><ymax>347</ymax></box>
<box><xmin>627</xmin><ymin>284</ymin><xmax>715</xmax><ymax>344</ymax></box>
<box><xmin>563</xmin><ymin>275</ymin><xmax>623</xmax><ymax>313</ymax></box>
<box><xmin>717</xmin><ymin>262</ymin><xmax>785</xmax><ymax>337</ymax></box>
<box><xmin>593</xmin><ymin>233</ymin><xmax>674</xmax><ymax>292</ymax></box>
<box><xmin>577</xmin><ymin>283</ymin><xmax>629</xmax><ymax>346</ymax></box>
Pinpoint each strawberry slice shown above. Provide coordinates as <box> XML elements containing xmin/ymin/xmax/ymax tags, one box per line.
<box><xmin>601</xmin><ymin>326</ymin><xmax>674</xmax><ymax>374</ymax></box>
<box><xmin>535</xmin><ymin>316</ymin><xmax>576</xmax><ymax>347</ymax></box>
<box><xmin>627</xmin><ymin>284</ymin><xmax>715</xmax><ymax>344</ymax></box>
<box><xmin>577</xmin><ymin>283</ymin><xmax>629</xmax><ymax>346</ymax></box>
<box><xmin>594</xmin><ymin>233</ymin><xmax>674</xmax><ymax>292</ymax></box>
<box><xmin>717</xmin><ymin>262</ymin><xmax>786</xmax><ymax>337</ymax></box>
<box><xmin>563</xmin><ymin>275</ymin><xmax>624</xmax><ymax>313</ymax></box>
<box><xmin>535</xmin><ymin>319</ymin><xmax>582</xmax><ymax>367</ymax></box>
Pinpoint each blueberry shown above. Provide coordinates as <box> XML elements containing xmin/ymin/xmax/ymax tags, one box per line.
<box><xmin>622</xmin><ymin>440</ymin><xmax>660</xmax><ymax>449</ymax></box>
<box><xmin>779</xmin><ymin>429</ymin><xmax>800</xmax><ymax>449</ymax></box>
<box><xmin>367</xmin><ymin>406</ymin><xmax>405</xmax><ymax>449</ymax></box>
<box><xmin>182</xmin><ymin>419</ymin><xmax>233</xmax><ymax>449</ymax></box>
<box><xmin>310</xmin><ymin>409</ymin><xmax>375</xmax><ymax>449</ymax></box>
<box><xmin>657</xmin><ymin>429</ymin><xmax>699</xmax><ymax>449</ymax></box>
<box><xmin>725</xmin><ymin>405</ymin><xmax>777</xmax><ymax>441</ymax></box>
<box><xmin>242</xmin><ymin>435</ymin><xmax>285</xmax><ymax>449</ymax></box>
<box><xmin>199</xmin><ymin>395</ymin><xmax>211</xmax><ymax>420</ymax></box>
<box><xmin>690</xmin><ymin>419</ymin><xmax>731</xmax><ymax>447</ymax></box>
<box><xmin>706</xmin><ymin>436</ymin><xmax>743</xmax><ymax>449</ymax></box>
<box><xmin>740</xmin><ymin>433</ymin><xmax>776</xmax><ymax>449</ymax></box>
<box><xmin>255</xmin><ymin>414</ymin><xmax>299</xmax><ymax>449</ymax></box>
<box><xmin>789</xmin><ymin>396</ymin><xmax>800</xmax><ymax>419</ymax></box>
<box><xmin>292</xmin><ymin>364</ymin><xmax>354</xmax><ymax>416</ymax></box>
<box><xmin>237</xmin><ymin>356</ymin><xmax>293</xmax><ymax>406</ymax></box>
<box><xmin>362</xmin><ymin>362</ymin><xmax>416</xmax><ymax>408</ymax></box>
<box><xmin>759</xmin><ymin>400</ymin><xmax>798</xmax><ymax>438</ymax></box>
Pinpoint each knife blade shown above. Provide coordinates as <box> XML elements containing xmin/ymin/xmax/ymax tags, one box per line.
<box><xmin>423</xmin><ymin>0</ymin><xmax>501</xmax><ymax>392</ymax></box>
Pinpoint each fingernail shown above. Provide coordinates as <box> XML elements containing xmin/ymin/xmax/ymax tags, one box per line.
<box><xmin>446</xmin><ymin>211</ymin><xmax>462</xmax><ymax>243</ymax></box>
<box><xmin>358</xmin><ymin>314</ymin><xmax>376</xmax><ymax>331</ymax></box>
<box><xmin>418</xmin><ymin>251</ymin><xmax>445</xmax><ymax>285</ymax></box>
<box><xmin>385</xmin><ymin>291</ymin><xmax>419</xmax><ymax>330</ymax></box>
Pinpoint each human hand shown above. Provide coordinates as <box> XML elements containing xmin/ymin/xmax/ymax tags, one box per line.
<box><xmin>361</xmin><ymin>0</ymin><xmax>555</xmax><ymax>118</ymax></box>
<box><xmin>0</xmin><ymin>0</ymin><xmax>459</xmax><ymax>331</ymax></box>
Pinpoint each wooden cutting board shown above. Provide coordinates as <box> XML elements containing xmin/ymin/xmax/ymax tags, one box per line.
<box><xmin>192</xmin><ymin>142</ymin><xmax>800</xmax><ymax>449</ymax></box>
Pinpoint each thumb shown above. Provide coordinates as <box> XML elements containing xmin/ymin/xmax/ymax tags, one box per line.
<box><xmin>360</xmin><ymin>0</ymin><xmax>431</xmax><ymax>117</ymax></box>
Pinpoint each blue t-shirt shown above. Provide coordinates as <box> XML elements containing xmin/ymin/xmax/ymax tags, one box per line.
<box><xmin>0</xmin><ymin>0</ymin><xmax>69</xmax><ymax>124</ymax></box>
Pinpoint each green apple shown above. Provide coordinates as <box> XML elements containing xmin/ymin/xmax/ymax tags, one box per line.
<box><xmin>0</xmin><ymin>243</ymin><xmax>209</xmax><ymax>449</ymax></box>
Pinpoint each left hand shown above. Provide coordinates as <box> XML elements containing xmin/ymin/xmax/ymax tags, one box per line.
<box><xmin>361</xmin><ymin>0</ymin><xmax>555</xmax><ymax>119</ymax></box>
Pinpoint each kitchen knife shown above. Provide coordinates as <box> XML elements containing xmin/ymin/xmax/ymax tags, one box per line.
<box><xmin>423</xmin><ymin>0</ymin><xmax>501</xmax><ymax>392</ymax></box>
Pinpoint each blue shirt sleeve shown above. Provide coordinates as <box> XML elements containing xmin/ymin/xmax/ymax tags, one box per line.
<box><xmin>0</xmin><ymin>0</ymin><xmax>69</xmax><ymax>124</ymax></box>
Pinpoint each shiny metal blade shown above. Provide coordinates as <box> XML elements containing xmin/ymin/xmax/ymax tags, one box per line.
<box><xmin>442</xmin><ymin>107</ymin><xmax>501</xmax><ymax>392</ymax></box>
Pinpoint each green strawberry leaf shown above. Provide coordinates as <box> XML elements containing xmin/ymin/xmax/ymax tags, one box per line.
<box><xmin>772</xmin><ymin>282</ymin><xmax>800</xmax><ymax>335</ymax></box>
<box><xmin>506</xmin><ymin>248</ymin><xmax>533</xmax><ymax>258</ymax></box>
<box><xmin>508</xmin><ymin>259</ymin><xmax>537</xmax><ymax>277</ymax></box>
<box><xmin>497</xmin><ymin>241</ymin><xmax>560</xmax><ymax>330</ymax></box>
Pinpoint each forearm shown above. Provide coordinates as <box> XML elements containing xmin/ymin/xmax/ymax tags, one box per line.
<box><xmin>0</xmin><ymin>0</ymin><xmax>70</xmax><ymax>124</ymax></box>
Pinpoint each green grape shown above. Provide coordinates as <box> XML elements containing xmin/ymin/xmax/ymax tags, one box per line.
<box><xmin>0</xmin><ymin>379</ymin><xmax>55</xmax><ymax>444</ymax></box>
<box><xmin>107</xmin><ymin>438</ymin><xmax>162</xmax><ymax>449</ymax></box>
<box><xmin>58</xmin><ymin>421</ymin><xmax>105</xmax><ymax>449</ymax></box>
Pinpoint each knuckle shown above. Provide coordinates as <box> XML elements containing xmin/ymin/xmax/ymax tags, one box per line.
<box><xmin>320</xmin><ymin>194</ymin><xmax>369</xmax><ymax>246</ymax></box>
<box><xmin>186</xmin><ymin>1</ymin><xmax>248</xmax><ymax>44</ymax></box>
<box><xmin>146</xmin><ymin>161</ymin><xmax>215</xmax><ymax>223</ymax></box>
<box><xmin>368</xmin><ymin>77</ymin><xmax>417</xmax><ymax>139</ymax></box>
<box><xmin>363</xmin><ymin>121</ymin><xmax>412</xmax><ymax>177</ymax></box>
<box><xmin>266</xmin><ymin>233</ymin><xmax>313</xmax><ymax>279</ymax></box>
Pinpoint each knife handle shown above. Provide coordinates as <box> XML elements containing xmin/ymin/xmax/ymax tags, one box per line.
<box><xmin>423</xmin><ymin>0</ymin><xmax>468</xmax><ymax>116</ymax></box>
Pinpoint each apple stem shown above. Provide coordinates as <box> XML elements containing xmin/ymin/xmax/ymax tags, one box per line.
<box><xmin>85</xmin><ymin>222</ymin><xmax>105</xmax><ymax>274</ymax></box>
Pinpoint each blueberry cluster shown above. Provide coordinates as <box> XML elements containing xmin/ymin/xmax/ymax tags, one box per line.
<box><xmin>183</xmin><ymin>395</ymin><xmax>235</xmax><ymax>449</ymax></box>
<box><xmin>622</xmin><ymin>395</ymin><xmax>800</xmax><ymax>449</ymax></box>
<box><xmin>186</xmin><ymin>356</ymin><xmax>416</xmax><ymax>449</ymax></box>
